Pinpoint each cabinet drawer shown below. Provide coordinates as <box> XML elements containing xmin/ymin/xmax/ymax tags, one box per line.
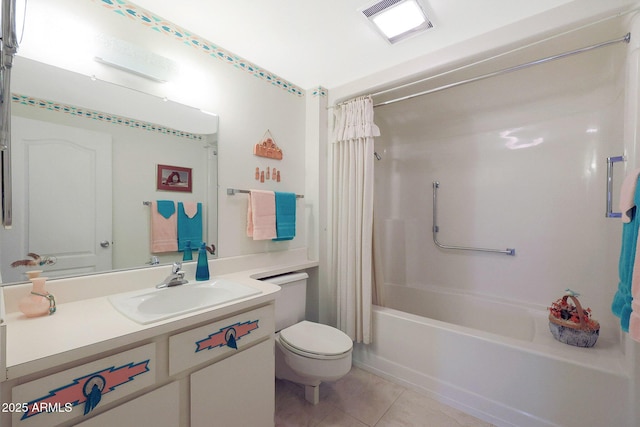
<box><xmin>12</xmin><ymin>343</ymin><xmax>155</xmax><ymax>427</ymax></box>
<box><xmin>169</xmin><ymin>304</ymin><xmax>274</xmax><ymax>375</ymax></box>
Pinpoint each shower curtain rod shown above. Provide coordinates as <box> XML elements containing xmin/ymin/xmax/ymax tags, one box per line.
<box><xmin>370</xmin><ymin>33</ymin><xmax>630</xmax><ymax>108</ymax></box>
<box><xmin>329</xmin><ymin>33</ymin><xmax>630</xmax><ymax>110</ymax></box>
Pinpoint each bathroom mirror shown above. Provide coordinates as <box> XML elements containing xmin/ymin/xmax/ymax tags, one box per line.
<box><xmin>0</xmin><ymin>57</ymin><xmax>219</xmax><ymax>285</ymax></box>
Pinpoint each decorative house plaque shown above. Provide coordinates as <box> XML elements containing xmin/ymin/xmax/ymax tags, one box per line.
<box><xmin>253</xmin><ymin>130</ymin><xmax>283</xmax><ymax>160</ymax></box>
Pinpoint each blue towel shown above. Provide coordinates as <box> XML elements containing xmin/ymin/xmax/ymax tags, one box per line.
<box><xmin>177</xmin><ymin>202</ymin><xmax>203</xmax><ymax>251</ymax></box>
<box><xmin>156</xmin><ymin>200</ymin><xmax>175</xmax><ymax>219</ymax></box>
<box><xmin>272</xmin><ymin>192</ymin><xmax>296</xmax><ymax>241</ymax></box>
<box><xmin>613</xmin><ymin>176</ymin><xmax>640</xmax><ymax>332</ymax></box>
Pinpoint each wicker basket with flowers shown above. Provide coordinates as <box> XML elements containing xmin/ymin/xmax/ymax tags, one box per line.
<box><xmin>548</xmin><ymin>290</ymin><xmax>599</xmax><ymax>348</ymax></box>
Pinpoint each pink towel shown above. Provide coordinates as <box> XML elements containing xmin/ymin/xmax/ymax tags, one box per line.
<box><xmin>246</xmin><ymin>190</ymin><xmax>276</xmax><ymax>240</ymax></box>
<box><xmin>151</xmin><ymin>201</ymin><xmax>178</xmax><ymax>252</ymax></box>
<box><xmin>630</xmin><ymin>301</ymin><xmax>640</xmax><ymax>342</ymax></box>
<box><xmin>625</xmin><ymin>169</ymin><xmax>640</xmax><ymax>342</ymax></box>
<box><xmin>619</xmin><ymin>168</ymin><xmax>640</xmax><ymax>223</ymax></box>
<box><xmin>182</xmin><ymin>202</ymin><xmax>198</xmax><ymax>218</ymax></box>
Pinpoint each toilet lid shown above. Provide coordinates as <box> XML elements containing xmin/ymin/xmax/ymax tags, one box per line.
<box><xmin>279</xmin><ymin>321</ymin><xmax>353</xmax><ymax>358</ymax></box>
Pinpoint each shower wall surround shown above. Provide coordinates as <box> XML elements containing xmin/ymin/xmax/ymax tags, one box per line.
<box><xmin>372</xmin><ymin>22</ymin><xmax>625</xmax><ymax>337</ymax></box>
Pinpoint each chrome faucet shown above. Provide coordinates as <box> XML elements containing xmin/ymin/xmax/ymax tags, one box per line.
<box><xmin>156</xmin><ymin>262</ymin><xmax>188</xmax><ymax>288</ymax></box>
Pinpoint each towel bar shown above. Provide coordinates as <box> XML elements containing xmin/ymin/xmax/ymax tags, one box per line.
<box><xmin>227</xmin><ymin>188</ymin><xmax>304</xmax><ymax>198</ymax></box>
<box><xmin>432</xmin><ymin>181</ymin><xmax>515</xmax><ymax>256</ymax></box>
<box><xmin>606</xmin><ymin>155</ymin><xmax>625</xmax><ymax>218</ymax></box>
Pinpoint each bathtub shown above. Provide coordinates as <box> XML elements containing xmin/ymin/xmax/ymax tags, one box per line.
<box><xmin>353</xmin><ymin>284</ymin><xmax>634</xmax><ymax>427</ymax></box>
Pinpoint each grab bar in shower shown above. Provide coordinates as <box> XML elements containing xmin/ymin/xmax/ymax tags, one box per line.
<box><xmin>606</xmin><ymin>155</ymin><xmax>625</xmax><ymax>218</ymax></box>
<box><xmin>432</xmin><ymin>181</ymin><xmax>516</xmax><ymax>256</ymax></box>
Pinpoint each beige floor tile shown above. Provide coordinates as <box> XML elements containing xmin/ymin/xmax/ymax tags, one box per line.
<box><xmin>376</xmin><ymin>389</ymin><xmax>494</xmax><ymax>427</ymax></box>
<box><xmin>274</xmin><ymin>367</ymin><xmax>495</xmax><ymax>427</ymax></box>
<box><xmin>316</xmin><ymin>410</ymin><xmax>369</xmax><ymax>427</ymax></box>
<box><xmin>275</xmin><ymin>379</ymin><xmax>335</xmax><ymax>427</ymax></box>
<box><xmin>321</xmin><ymin>367</ymin><xmax>404</xmax><ymax>426</ymax></box>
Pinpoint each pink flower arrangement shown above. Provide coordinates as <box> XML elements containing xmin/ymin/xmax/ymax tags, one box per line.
<box><xmin>549</xmin><ymin>297</ymin><xmax>598</xmax><ymax>330</ymax></box>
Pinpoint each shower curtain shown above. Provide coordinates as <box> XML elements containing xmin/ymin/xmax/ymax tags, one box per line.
<box><xmin>331</xmin><ymin>96</ymin><xmax>379</xmax><ymax>344</ymax></box>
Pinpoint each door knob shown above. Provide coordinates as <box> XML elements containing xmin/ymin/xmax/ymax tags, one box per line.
<box><xmin>100</xmin><ymin>240</ymin><xmax>110</xmax><ymax>248</ymax></box>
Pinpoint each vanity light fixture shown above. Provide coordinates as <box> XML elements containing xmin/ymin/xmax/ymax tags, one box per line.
<box><xmin>94</xmin><ymin>34</ymin><xmax>177</xmax><ymax>83</ymax></box>
<box><xmin>362</xmin><ymin>0</ymin><xmax>433</xmax><ymax>44</ymax></box>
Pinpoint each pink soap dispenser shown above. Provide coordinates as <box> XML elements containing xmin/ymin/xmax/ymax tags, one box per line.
<box><xmin>19</xmin><ymin>274</ymin><xmax>56</xmax><ymax>317</ymax></box>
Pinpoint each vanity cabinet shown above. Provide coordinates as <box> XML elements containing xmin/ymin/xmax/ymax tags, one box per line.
<box><xmin>3</xmin><ymin>304</ymin><xmax>275</xmax><ymax>427</ymax></box>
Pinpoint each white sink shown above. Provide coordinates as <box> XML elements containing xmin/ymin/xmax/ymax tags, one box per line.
<box><xmin>109</xmin><ymin>278</ymin><xmax>261</xmax><ymax>324</ymax></box>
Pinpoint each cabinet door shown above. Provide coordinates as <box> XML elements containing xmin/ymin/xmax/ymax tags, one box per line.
<box><xmin>75</xmin><ymin>382</ymin><xmax>179</xmax><ymax>427</ymax></box>
<box><xmin>191</xmin><ymin>339</ymin><xmax>274</xmax><ymax>427</ymax></box>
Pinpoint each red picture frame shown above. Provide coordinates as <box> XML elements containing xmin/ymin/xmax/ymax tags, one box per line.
<box><xmin>157</xmin><ymin>164</ymin><xmax>192</xmax><ymax>192</ymax></box>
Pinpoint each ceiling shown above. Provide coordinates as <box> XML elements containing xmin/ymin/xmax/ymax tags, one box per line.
<box><xmin>130</xmin><ymin>0</ymin><xmax>580</xmax><ymax>90</ymax></box>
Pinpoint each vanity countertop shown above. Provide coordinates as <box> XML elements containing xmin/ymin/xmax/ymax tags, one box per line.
<box><xmin>0</xmin><ymin>249</ymin><xmax>318</xmax><ymax>380</ymax></box>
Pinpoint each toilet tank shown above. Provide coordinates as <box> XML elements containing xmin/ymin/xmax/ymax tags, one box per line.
<box><xmin>261</xmin><ymin>272</ymin><xmax>308</xmax><ymax>332</ymax></box>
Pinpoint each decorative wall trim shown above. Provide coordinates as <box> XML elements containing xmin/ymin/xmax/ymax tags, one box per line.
<box><xmin>12</xmin><ymin>93</ymin><xmax>205</xmax><ymax>141</ymax></box>
<box><xmin>97</xmin><ymin>0</ymin><xmax>305</xmax><ymax>97</ymax></box>
<box><xmin>312</xmin><ymin>87</ymin><xmax>328</xmax><ymax>97</ymax></box>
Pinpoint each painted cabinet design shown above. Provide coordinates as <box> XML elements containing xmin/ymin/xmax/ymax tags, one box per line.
<box><xmin>169</xmin><ymin>305</ymin><xmax>274</xmax><ymax>375</ymax></box>
<box><xmin>75</xmin><ymin>382</ymin><xmax>180</xmax><ymax>427</ymax></box>
<box><xmin>11</xmin><ymin>344</ymin><xmax>155</xmax><ymax>427</ymax></box>
<box><xmin>195</xmin><ymin>319</ymin><xmax>259</xmax><ymax>351</ymax></box>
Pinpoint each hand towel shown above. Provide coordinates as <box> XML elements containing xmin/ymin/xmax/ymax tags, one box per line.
<box><xmin>613</xmin><ymin>173</ymin><xmax>640</xmax><ymax>332</ymax></box>
<box><xmin>246</xmin><ymin>190</ymin><xmax>277</xmax><ymax>240</ymax></box>
<box><xmin>177</xmin><ymin>202</ymin><xmax>203</xmax><ymax>251</ymax></box>
<box><xmin>151</xmin><ymin>200</ymin><xmax>178</xmax><ymax>253</ymax></box>
<box><xmin>272</xmin><ymin>192</ymin><xmax>296</xmax><ymax>241</ymax></box>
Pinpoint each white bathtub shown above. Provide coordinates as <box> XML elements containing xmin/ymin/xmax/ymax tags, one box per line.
<box><xmin>353</xmin><ymin>284</ymin><xmax>633</xmax><ymax>427</ymax></box>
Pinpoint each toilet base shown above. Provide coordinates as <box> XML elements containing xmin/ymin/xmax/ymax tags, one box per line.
<box><xmin>275</xmin><ymin>350</ymin><xmax>322</xmax><ymax>404</ymax></box>
<box><xmin>305</xmin><ymin>384</ymin><xmax>319</xmax><ymax>405</ymax></box>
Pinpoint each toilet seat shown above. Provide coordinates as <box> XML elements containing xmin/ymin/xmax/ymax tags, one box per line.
<box><xmin>279</xmin><ymin>321</ymin><xmax>353</xmax><ymax>360</ymax></box>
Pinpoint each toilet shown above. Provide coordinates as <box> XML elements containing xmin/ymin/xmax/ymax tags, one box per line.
<box><xmin>263</xmin><ymin>272</ymin><xmax>353</xmax><ymax>405</ymax></box>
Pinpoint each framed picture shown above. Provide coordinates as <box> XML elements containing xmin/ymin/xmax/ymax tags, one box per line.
<box><xmin>157</xmin><ymin>164</ymin><xmax>192</xmax><ymax>192</ymax></box>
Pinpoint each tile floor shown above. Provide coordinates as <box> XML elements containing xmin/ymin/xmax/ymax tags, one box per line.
<box><xmin>275</xmin><ymin>366</ymin><xmax>496</xmax><ymax>427</ymax></box>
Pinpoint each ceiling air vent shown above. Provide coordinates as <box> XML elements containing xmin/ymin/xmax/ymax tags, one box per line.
<box><xmin>362</xmin><ymin>0</ymin><xmax>433</xmax><ymax>44</ymax></box>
